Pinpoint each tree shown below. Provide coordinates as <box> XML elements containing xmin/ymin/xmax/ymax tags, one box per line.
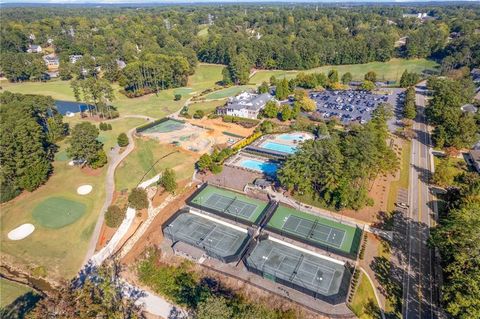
<box><xmin>227</xmin><ymin>53</ymin><xmax>250</xmax><ymax>85</ymax></box>
<box><xmin>328</xmin><ymin>69</ymin><xmax>339</xmax><ymax>83</ymax></box>
<box><xmin>341</xmin><ymin>72</ymin><xmax>352</xmax><ymax>84</ymax></box>
<box><xmin>197</xmin><ymin>154</ymin><xmax>212</xmax><ymax>172</ymax></box>
<box><xmin>364</xmin><ymin>71</ymin><xmax>377</xmax><ymax>82</ymax></box>
<box><xmin>432</xmin><ymin>159</ymin><xmax>455</xmax><ymax>187</ymax></box>
<box><xmin>360</xmin><ymin>80</ymin><xmax>375</xmax><ymax>91</ymax></box>
<box><xmin>196</xmin><ymin>296</ymin><xmax>233</xmax><ymax>319</ymax></box>
<box><xmin>280</xmin><ymin>104</ymin><xmax>292</xmax><ymax>121</ymax></box>
<box><xmin>105</xmin><ymin>205</ymin><xmax>125</xmax><ymax>228</ymax></box>
<box><xmin>160</xmin><ymin>168</ymin><xmax>177</xmax><ymax>193</ymax></box>
<box><xmin>399</xmin><ymin>70</ymin><xmax>420</xmax><ymax>88</ymax></box>
<box><xmin>258</xmin><ymin>81</ymin><xmax>269</xmax><ymax>94</ymax></box>
<box><xmin>221</xmin><ymin>67</ymin><xmax>233</xmax><ymax>85</ymax></box>
<box><xmin>275</xmin><ymin>78</ymin><xmax>290</xmax><ymax>100</ymax></box>
<box><xmin>174</xmin><ymin>94</ymin><xmax>182</xmax><ymax>101</ymax></box>
<box><xmin>30</xmin><ymin>263</ymin><xmax>145</xmax><ymax>318</ymax></box>
<box><xmin>117</xmin><ymin>132</ymin><xmax>129</xmax><ymax>147</ymax></box>
<box><xmin>128</xmin><ymin>188</ymin><xmax>149</xmax><ymax>210</ymax></box>
<box><xmin>262</xmin><ymin>100</ymin><xmax>278</xmax><ymax>118</ymax></box>
<box><xmin>193</xmin><ymin>110</ymin><xmax>205</xmax><ymax>119</ymax></box>
<box><xmin>67</xmin><ymin>122</ymin><xmax>107</xmax><ymax>168</ymax></box>
<box><xmin>404</xmin><ymin>87</ymin><xmax>417</xmax><ymax>120</ymax></box>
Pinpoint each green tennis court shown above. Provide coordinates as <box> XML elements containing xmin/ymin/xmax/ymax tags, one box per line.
<box><xmin>32</xmin><ymin>197</ymin><xmax>86</xmax><ymax>229</ymax></box>
<box><xmin>189</xmin><ymin>185</ymin><xmax>268</xmax><ymax>224</ymax></box>
<box><xmin>142</xmin><ymin>119</ymin><xmax>185</xmax><ymax>134</ymax></box>
<box><xmin>268</xmin><ymin>205</ymin><xmax>361</xmax><ymax>256</ymax></box>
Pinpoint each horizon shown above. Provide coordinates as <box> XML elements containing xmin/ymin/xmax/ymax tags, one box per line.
<box><xmin>2</xmin><ymin>0</ymin><xmax>479</xmax><ymax>4</ymax></box>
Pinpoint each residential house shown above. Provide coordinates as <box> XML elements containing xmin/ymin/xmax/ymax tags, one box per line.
<box><xmin>43</xmin><ymin>54</ymin><xmax>60</xmax><ymax>70</ymax></box>
<box><xmin>27</xmin><ymin>44</ymin><xmax>42</xmax><ymax>53</ymax></box>
<box><xmin>216</xmin><ymin>92</ymin><xmax>274</xmax><ymax>119</ymax></box>
<box><xmin>460</xmin><ymin>104</ymin><xmax>478</xmax><ymax>114</ymax></box>
<box><xmin>116</xmin><ymin>59</ymin><xmax>127</xmax><ymax>70</ymax></box>
<box><xmin>69</xmin><ymin>55</ymin><xmax>83</xmax><ymax>64</ymax></box>
<box><xmin>469</xmin><ymin>150</ymin><xmax>480</xmax><ymax>173</ymax></box>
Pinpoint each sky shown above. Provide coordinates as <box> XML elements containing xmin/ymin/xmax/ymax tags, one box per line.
<box><xmin>2</xmin><ymin>0</ymin><xmax>478</xmax><ymax>3</ymax></box>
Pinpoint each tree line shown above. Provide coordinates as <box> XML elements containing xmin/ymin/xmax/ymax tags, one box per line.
<box><xmin>426</xmin><ymin>74</ymin><xmax>479</xmax><ymax>150</ymax></box>
<box><xmin>278</xmin><ymin>104</ymin><xmax>398</xmax><ymax>210</ymax></box>
<box><xmin>0</xmin><ymin>92</ymin><xmax>68</xmax><ymax>202</ymax></box>
<box><xmin>1</xmin><ymin>5</ymin><xmax>478</xmax><ymax>87</ymax></box>
<box><xmin>430</xmin><ymin>172</ymin><xmax>480</xmax><ymax>319</ymax></box>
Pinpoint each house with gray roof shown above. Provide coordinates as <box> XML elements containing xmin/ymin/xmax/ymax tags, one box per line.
<box><xmin>217</xmin><ymin>92</ymin><xmax>274</xmax><ymax>119</ymax></box>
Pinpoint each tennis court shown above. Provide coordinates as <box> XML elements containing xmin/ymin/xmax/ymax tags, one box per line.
<box><xmin>245</xmin><ymin>239</ymin><xmax>348</xmax><ymax>298</ymax></box>
<box><xmin>163</xmin><ymin>211</ymin><xmax>250</xmax><ymax>261</ymax></box>
<box><xmin>189</xmin><ymin>185</ymin><xmax>268</xmax><ymax>224</ymax></box>
<box><xmin>267</xmin><ymin>205</ymin><xmax>361</xmax><ymax>256</ymax></box>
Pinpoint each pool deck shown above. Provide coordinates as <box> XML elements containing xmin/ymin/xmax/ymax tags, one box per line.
<box><xmin>248</xmin><ymin>132</ymin><xmax>314</xmax><ymax>156</ymax></box>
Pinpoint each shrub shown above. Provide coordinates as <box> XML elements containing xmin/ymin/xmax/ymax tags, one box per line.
<box><xmin>128</xmin><ymin>188</ymin><xmax>149</xmax><ymax>210</ymax></box>
<box><xmin>174</xmin><ymin>94</ymin><xmax>181</xmax><ymax>101</ymax></box>
<box><xmin>193</xmin><ymin>110</ymin><xmax>205</xmax><ymax>119</ymax></box>
<box><xmin>105</xmin><ymin>205</ymin><xmax>125</xmax><ymax>228</ymax></box>
<box><xmin>159</xmin><ymin>168</ymin><xmax>177</xmax><ymax>193</ymax></box>
<box><xmin>117</xmin><ymin>132</ymin><xmax>129</xmax><ymax>147</ymax></box>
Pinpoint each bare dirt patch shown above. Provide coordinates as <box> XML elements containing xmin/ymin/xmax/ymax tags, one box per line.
<box><xmin>120</xmin><ymin>183</ymin><xmax>198</xmax><ymax>265</ymax></box>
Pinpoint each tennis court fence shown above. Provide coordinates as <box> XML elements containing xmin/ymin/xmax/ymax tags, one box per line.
<box><xmin>243</xmin><ymin>238</ymin><xmax>354</xmax><ymax>305</ymax></box>
<box><xmin>186</xmin><ymin>183</ymin><xmax>272</xmax><ymax>227</ymax></box>
<box><xmin>263</xmin><ymin>224</ymin><xmax>364</xmax><ymax>260</ymax></box>
<box><xmin>162</xmin><ymin>208</ymin><xmax>254</xmax><ymax>264</ymax></box>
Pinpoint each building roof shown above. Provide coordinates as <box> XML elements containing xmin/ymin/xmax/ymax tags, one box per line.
<box><xmin>461</xmin><ymin>104</ymin><xmax>478</xmax><ymax>113</ymax></box>
<box><xmin>470</xmin><ymin>149</ymin><xmax>480</xmax><ymax>162</ymax></box>
<box><xmin>226</xmin><ymin>92</ymin><xmax>273</xmax><ymax>111</ymax></box>
<box><xmin>43</xmin><ymin>54</ymin><xmax>59</xmax><ymax>62</ymax></box>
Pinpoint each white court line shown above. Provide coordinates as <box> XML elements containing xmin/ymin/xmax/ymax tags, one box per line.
<box><xmin>188</xmin><ymin>208</ymin><xmax>248</xmax><ymax>233</ymax></box>
<box><xmin>268</xmin><ymin>236</ymin><xmax>345</xmax><ymax>265</ymax></box>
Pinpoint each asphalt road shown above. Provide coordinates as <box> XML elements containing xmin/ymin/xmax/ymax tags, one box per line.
<box><xmin>402</xmin><ymin>83</ymin><xmax>438</xmax><ymax>319</ymax></box>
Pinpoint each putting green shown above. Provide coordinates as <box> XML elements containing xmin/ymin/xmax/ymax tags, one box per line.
<box><xmin>32</xmin><ymin>197</ymin><xmax>86</xmax><ymax>229</ymax></box>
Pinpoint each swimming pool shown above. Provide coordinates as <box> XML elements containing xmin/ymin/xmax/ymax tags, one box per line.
<box><xmin>238</xmin><ymin>159</ymin><xmax>279</xmax><ymax>175</ymax></box>
<box><xmin>277</xmin><ymin>133</ymin><xmax>309</xmax><ymax>141</ymax></box>
<box><xmin>260</xmin><ymin>141</ymin><xmax>297</xmax><ymax>154</ymax></box>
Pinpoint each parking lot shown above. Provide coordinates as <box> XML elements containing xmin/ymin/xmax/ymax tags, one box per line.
<box><xmin>310</xmin><ymin>90</ymin><xmax>398</xmax><ymax>124</ymax></box>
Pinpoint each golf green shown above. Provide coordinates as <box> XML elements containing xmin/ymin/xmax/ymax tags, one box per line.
<box><xmin>32</xmin><ymin>197</ymin><xmax>86</xmax><ymax>229</ymax></box>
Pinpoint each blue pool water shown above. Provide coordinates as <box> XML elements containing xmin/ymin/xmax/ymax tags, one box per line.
<box><xmin>277</xmin><ymin>133</ymin><xmax>307</xmax><ymax>141</ymax></box>
<box><xmin>238</xmin><ymin>159</ymin><xmax>279</xmax><ymax>175</ymax></box>
<box><xmin>261</xmin><ymin>141</ymin><xmax>297</xmax><ymax>154</ymax></box>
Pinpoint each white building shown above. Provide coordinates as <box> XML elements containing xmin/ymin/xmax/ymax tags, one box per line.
<box><xmin>217</xmin><ymin>92</ymin><xmax>274</xmax><ymax>119</ymax></box>
<box><xmin>69</xmin><ymin>55</ymin><xmax>83</xmax><ymax>64</ymax></box>
<box><xmin>43</xmin><ymin>54</ymin><xmax>60</xmax><ymax>69</ymax></box>
<box><xmin>27</xmin><ymin>44</ymin><xmax>42</xmax><ymax>53</ymax></box>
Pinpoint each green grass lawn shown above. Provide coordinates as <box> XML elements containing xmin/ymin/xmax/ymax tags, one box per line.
<box><xmin>114</xmin><ymin>139</ymin><xmax>197</xmax><ymax>191</ymax></box>
<box><xmin>387</xmin><ymin>140</ymin><xmax>411</xmax><ymax>212</ymax></box>
<box><xmin>32</xmin><ymin>197</ymin><xmax>86</xmax><ymax>229</ymax></box>
<box><xmin>0</xmin><ymin>115</ymin><xmax>146</xmax><ymax>280</ymax></box>
<box><xmin>350</xmin><ymin>272</ymin><xmax>382</xmax><ymax>319</ymax></box>
<box><xmin>190</xmin><ymin>185</ymin><xmax>269</xmax><ymax>224</ymax></box>
<box><xmin>268</xmin><ymin>205</ymin><xmax>360</xmax><ymax>255</ymax></box>
<box><xmin>250</xmin><ymin>58</ymin><xmax>439</xmax><ymax>85</ymax></box>
<box><xmin>205</xmin><ymin>85</ymin><xmax>255</xmax><ymax>99</ymax></box>
<box><xmin>197</xmin><ymin>25</ymin><xmax>209</xmax><ymax>38</ymax></box>
<box><xmin>188</xmin><ymin>99</ymin><xmax>227</xmax><ymax>115</ymax></box>
<box><xmin>0</xmin><ymin>151</ymin><xmax>106</xmax><ymax>280</ymax></box>
<box><xmin>0</xmin><ymin>64</ymin><xmax>224</xmax><ymax>119</ymax></box>
<box><xmin>0</xmin><ymin>279</ymin><xmax>32</xmax><ymax>309</ymax></box>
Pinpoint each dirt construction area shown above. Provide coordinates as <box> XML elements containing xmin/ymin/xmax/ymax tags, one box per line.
<box><xmin>140</xmin><ymin>117</ymin><xmax>256</xmax><ymax>154</ymax></box>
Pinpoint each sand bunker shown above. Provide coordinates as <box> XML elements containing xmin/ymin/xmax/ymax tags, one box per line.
<box><xmin>77</xmin><ymin>185</ymin><xmax>93</xmax><ymax>195</ymax></box>
<box><xmin>8</xmin><ymin>223</ymin><xmax>35</xmax><ymax>240</ymax></box>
